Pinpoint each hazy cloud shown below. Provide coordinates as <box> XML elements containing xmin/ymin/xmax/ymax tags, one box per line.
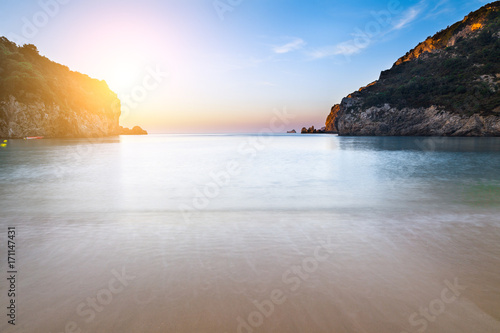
<box><xmin>424</xmin><ymin>0</ymin><xmax>453</xmax><ymax>19</ymax></box>
<box><xmin>307</xmin><ymin>2</ymin><xmax>426</xmax><ymax>60</ymax></box>
<box><xmin>257</xmin><ymin>81</ymin><xmax>276</xmax><ymax>87</ymax></box>
<box><xmin>393</xmin><ymin>7</ymin><xmax>422</xmax><ymax>30</ymax></box>
<box><xmin>307</xmin><ymin>39</ymin><xmax>371</xmax><ymax>59</ymax></box>
<box><xmin>273</xmin><ymin>38</ymin><xmax>306</xmax><ymax>54</ymax></box>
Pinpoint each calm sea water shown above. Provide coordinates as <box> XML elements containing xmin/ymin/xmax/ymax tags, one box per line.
<box><xmin>0</xmin><ymin>134</ymin><xmax>499</xmax><ymax>333</ymax></box>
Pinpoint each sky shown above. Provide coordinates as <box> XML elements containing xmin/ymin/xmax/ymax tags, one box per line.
<box><xmin>0</xmin><ymin>0</ymin><xmax>492</xmax><ymax>133</ymax></box>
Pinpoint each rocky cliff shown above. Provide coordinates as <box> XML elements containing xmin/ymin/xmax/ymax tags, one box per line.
<box><xmin>0</xmin><ymin>37</ymin><xmax>125</xmax><ymax>139</ymax></box>
<box><xmin>326</xmin><ymin>1</ymin><xmax>500</xmax><ymax>136</ymax></box>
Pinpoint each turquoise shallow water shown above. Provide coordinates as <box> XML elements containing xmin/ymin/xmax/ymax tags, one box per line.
<box><xmin>0</xmin><ymin>134</ymin><xmax>499</xmax><ymax>332</ymax></box>
<box><xmin>1</xmin><ymin>134</ymin><xmax>500</xmax><ymax>215</ymax></box>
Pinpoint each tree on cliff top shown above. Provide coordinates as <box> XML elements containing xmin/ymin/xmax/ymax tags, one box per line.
<box><xmin>0</xmin><ymin>36</ymin><xmax>119</xmax><ymax>117</ymax></box>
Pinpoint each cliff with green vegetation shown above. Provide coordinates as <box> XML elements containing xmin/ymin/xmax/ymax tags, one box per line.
<box><xmin>0</xmin><ymin>37</ymin><xmax>145</xmax><ymax>138</ymax></box>
<box><xmin>326</xmin><ymin>1</ymin><xmax>500</xmax><ymax>136</ymax></box>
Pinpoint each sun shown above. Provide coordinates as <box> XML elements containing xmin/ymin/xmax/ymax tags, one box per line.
<box><xmin>104</xmin><ymin>58</ymin><xmax>143</xmax><ymax>95</ymax></box>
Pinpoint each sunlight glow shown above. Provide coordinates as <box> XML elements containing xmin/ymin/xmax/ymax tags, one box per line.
<box><xmin>104</xmin><ymin>58</ymin><xmax>143</xmax><ymax>94</ymax></box>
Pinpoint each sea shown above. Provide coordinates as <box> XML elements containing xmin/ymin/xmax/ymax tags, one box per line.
<box><xmin>0</xmin><ymin>134</ymin><xmax>499</xmax><ymax>333</ymax></box>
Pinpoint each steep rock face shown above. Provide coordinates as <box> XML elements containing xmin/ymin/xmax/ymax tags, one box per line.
<box><xmin>0</xmin><ymin>37</ymin><xmax>122</xmax><ymax>139</ymax></box>
<box><xmin>0</xmin><ymin>96</ymin><xmax>120</xmax><ymax>138</ymax></box>
<box><xmin>327</xmin><ymin>1</ymin><xmax>500</xmax><ymax>136</ymax></box>
<box><xmin>325</xmin><ymin>104</ymin><xmax>340</xmax><ymax>132</ymax></box>
<box><xmin>335</xmin><ymin>102</ymin><xmax>500</xmax><ymax>136</ymax></box>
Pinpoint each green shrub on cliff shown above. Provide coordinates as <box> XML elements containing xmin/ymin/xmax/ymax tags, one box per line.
<box><xmin>360</xmin><ymin>3</ymin><xmax>500</xmax><ymax>116</ymax></box>
<box><xmin>0</xmin><ymin>37</ymin><xmax>119</xmax><ymax>116</ymax></box>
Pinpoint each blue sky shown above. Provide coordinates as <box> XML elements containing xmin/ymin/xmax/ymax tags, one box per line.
<box><xmin>0</xmin><ymin>0</ymin><xmax>492</xmax><ymax>133</ymax></box>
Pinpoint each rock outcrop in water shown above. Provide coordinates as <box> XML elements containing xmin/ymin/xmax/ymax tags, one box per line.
<box><xmin>301</xmin><ymin>126</ymin><xmax>328</xmax><ymax>134</ymax></box>
<box><xmin>118</xmin><ymin>125</ymin><xmax>148</xmax><ymax>135</ymax></box>
<box><xmin>0</xmin><ymin>37</ymin><xmax>146</xmax><ymax>139</ymax></box>
<box><xmin>326</xmin><ymin>1</ymin><xmax>500</xmax><ymax>136</ymax></box>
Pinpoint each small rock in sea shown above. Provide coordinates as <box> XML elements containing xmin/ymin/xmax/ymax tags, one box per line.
<box><xmin>117</xmin><ymin>125</ymin><xmax>148</xmax><ymax>135</ymax></box>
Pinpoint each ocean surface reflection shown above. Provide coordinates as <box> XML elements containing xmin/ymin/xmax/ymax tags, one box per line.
<box><xmin>0</xmin><ymin>134</ymin><xmax>499</xmax><ymax>332</ymax></box>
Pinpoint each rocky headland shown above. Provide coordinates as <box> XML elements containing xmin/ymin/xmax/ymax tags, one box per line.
<box><xmin>0</xmin><ymin>37</ymin><xmax>147</xmax><ymax>139</ymax></box>
<box><xmin>326</xmin><ymin>1</ymin><xmax>500</xmax><ymax>136</ymax></box>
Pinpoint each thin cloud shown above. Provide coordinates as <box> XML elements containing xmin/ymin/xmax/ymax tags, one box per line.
<box><xmin>257</xmin><ymin>81</ymin><xmax>276</xmax><ymax>87</ymax></box>
<box><xmin>203</xmin><ymin>54</ymin><xmax>277</xmax><ymax>73</ymax></box>
<box><xmin>273</xmin><ymin>38</ymin><xmax>306</xmax><ymax>54</ymax></box>
<box><xmin>307</xmin><ymin>40</ymin><xmax>370</xmax><ymax>59</ymax></box>
<box><xmin>306</xmin><ymin>2</ymin><xmax>425</xmax><ymax>60</ymax></box>
<box><xmin>430</xmin><ymin>0</ymin><xmax>450</xmax><ymax>13</ymax></box>
<box><xmin>424</xmin><ymin>0</ymin><xmax>453</xmax><ymax>19</ymax></box>
<box><xmin>393</xmin><ymin>7</ymin><xmax>422</xmax><ymax>30</ymax></box>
